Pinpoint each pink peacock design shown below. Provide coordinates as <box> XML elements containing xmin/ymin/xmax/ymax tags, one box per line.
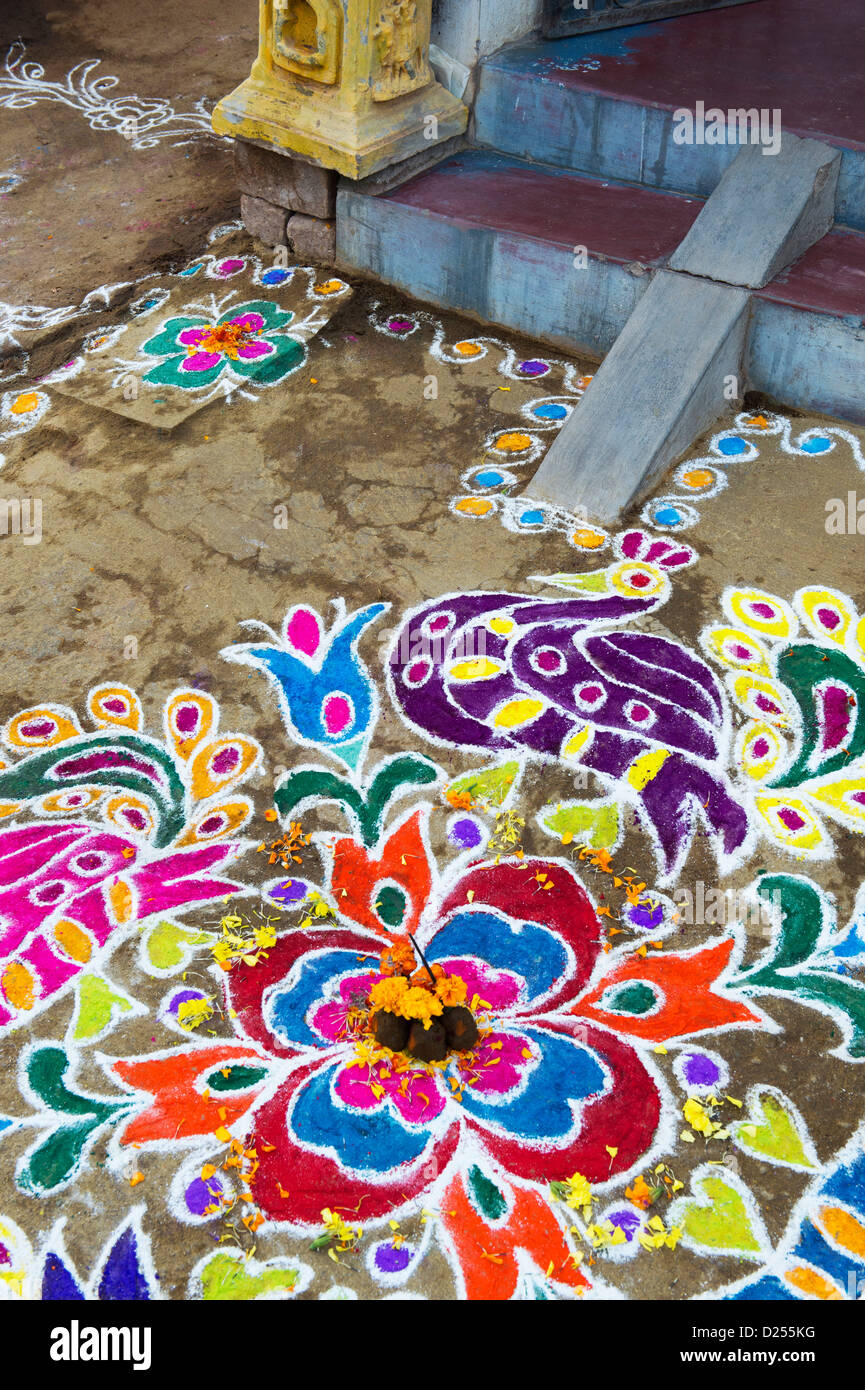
<box><xmin>0</xmin><ymin>683</ymin><xmax>260</xmax><ymax>1032</ymax></box>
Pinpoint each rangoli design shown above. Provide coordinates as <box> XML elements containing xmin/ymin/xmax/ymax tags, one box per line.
<box><xmin>0</xmin><ymin>279</ymin><xmax>863</xmax><ymax>1303</ymax></box>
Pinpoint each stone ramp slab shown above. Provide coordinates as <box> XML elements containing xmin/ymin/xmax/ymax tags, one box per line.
<box><xmin>668</xmin><ymin>134</ymin><xmax>840</xmax><ymax>289</ymax></box>
<box><xmin>528</xmin><ymin>270</ymin><xmax>750</xmax><ymax>521</ymax></box>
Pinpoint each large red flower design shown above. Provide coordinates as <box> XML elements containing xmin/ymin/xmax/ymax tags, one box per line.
<box><xmin>225</xmin><ymin>851</ymin><xmax>664</xmax><ymax>1228</ymax></box>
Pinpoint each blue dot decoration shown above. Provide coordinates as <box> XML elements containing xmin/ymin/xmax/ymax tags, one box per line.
<box><xmin>475</xmin><ymin>470</ymin><xmax>505</xmax><ymax>488</ymax></box>
<box><xmin>179</xmin><ymin>264</ymin><xmax>202</xmax><ymax>277</ymax></box>
<box><xmin>519</xmin><ymin>509</ymin><xmax>545</xmax><ymax>526</ymax></box>
<box><xmin>532</xmin><ymin>402</ymin><xmax>568</xmax><ymax>420</ymax></box>
<box><xmin>654</xmin><ymin>506</ymin><xmax>682</xmax><ymax>526</ymax></box>
<box><xmin>802</xmin><ymin>436</ymin><xmax>832</xmax><ymax>453</ymax></box>
<box><xmin>717</xmin><ymin>436</ymin><xmax>747</xmax><ymax>455</ymax></box>
<box><xmin>262</xmin><ymin>268</ymin><xmax>290</xmax><ymax>285</ymax></box>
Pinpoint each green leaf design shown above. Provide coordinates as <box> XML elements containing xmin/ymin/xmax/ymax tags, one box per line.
<box><xmin>532</xmin><ymin>569</ymin><xmax>610</xmax><ymax>593</ymax></box>
<box><xmin>18</xmin><ymin>1046</ymin><xmax>131</xmax><ymax>1195</ymax></box>
<box><xmin>769</xmin><ymin>644</ymin><xmax>865</xmax><ymax>788</ymax></box>
<box><xmin>218</xmin><ymin>300</ymin><xmax>294</xmax><ymax>331</ymax></box>
<box><xmin>540</xmin><ymin>798</ymin><xmax>620</xmax><ymax>849</ymax></box>
<box><xmin>143</xmin><ymin>353</ymin><xmax>224</xmax><ymax>390</ymax></box>
<box><xmin>71</xmin><ymin>975</ymin><xmax>137</xmax><ymax>1042</ymax></box>
<box><xmin>140</xmin><ymin>315</ymin><xmax>206</xmax><ymax>357</ymax></box>
<box><xmin>747</xmin><ymin>874</ymin><xmax>827</xmax><ymax>973</ymax></box>
<box><xmin>275</xmin><ymin>768</ymin><xmax>364</xmax><ymax>834</ymax></box>
<box><xmin>0</xmin><ymin>731</ymin><xmax>187</xmax><ymax>846</ymax></box>
<box><xmin>468</xmin><ymin>1165</ymin><xmax>508</xmax><ymax>1221</ymax></box>
<box><xmin>231</xmin><ymin>333</ymin><xmax>305</xmax><ymax>385</ymax></box>
<box><xmin>364</xmin><ymin>756</ymin><xmax>439</xmax><ymax>836</ymax></box>
<box><xmin>446</xmin><ymin>761</ymin><xmax>520</xmax><ymax>809</ymax></box>
<box><xmin>734</xmin><ymin>873</ymin><xmax>865</xmax><ymax>1059</ymax></box>
<box><xmin>674</xmin><ymin>1172</ymin><xmax>768</xmax><ymax>1259</ymax></box>
<box><xmin>732</xmin><ymin>1089</ymin><xmax>816</xmax><ymax>1170</ymax></box>
<box><xmin>599</xmin><ymin>982</ymin><xmax>658</xmax><ymax>1016</ymax></box>
<box><xmin>275</xmin><ymin>754</ymin><xmax>438</xmax><ymax>847</ymax></box>
<box><xmin>198</xmin><ymin>1252</ymin><xmax>300</xmax><ymax>1301</ymax></box>
<box><xmin>771</xmin><ymin>971</ymin><xmax>865</xmax><ymax>1059</ymax></box>
<box><xmin>144</xmin><ymin>920</ymin><xmax>214</xmax><ymax>973</ymax></box>
<box><xmin>204</xmin><ymin>1065</ymin><xmax>268</xmax><ymax>1093</ymax></box>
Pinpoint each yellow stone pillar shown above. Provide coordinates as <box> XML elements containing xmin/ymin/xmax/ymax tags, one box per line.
<box><xmin>213</xmin><ymin>1</ymin><xmax>469</xmax><ymax>180</ymax></box>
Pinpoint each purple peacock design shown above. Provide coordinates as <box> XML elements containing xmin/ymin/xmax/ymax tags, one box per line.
<box><xmin>386</xmin><ymin>532</ymin><xmax>752</xmax><ymax>881</ymax></box>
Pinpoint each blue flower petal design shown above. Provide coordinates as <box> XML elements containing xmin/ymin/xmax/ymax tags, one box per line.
<box><xmin>42</xmin><ymin>1250</ymin><xmax>85</xmax><ymax>1300</ymax></box>
<box><xmin>98</xmin><ymin>1226</ymin><xmax>151</xmax><ymax>1300</ymax></box>
<box><xmin>730</xmin><ymin>1276</ymin><xmax>798</xmax><ymax>1301</ymax></box>
<box><xmin>828</xmin><ymin>911</ymin><xmax>865</xmax><ymax>964</ymax></box>
<box><xmin>459</xmin><ymin>1028</ymin><xmax>607</xmax><ymax>1142</ymax></box>
<box><xmin>267</xmin><ymin>949</ymin><xmax>363</xmax><ymax>1049</ymax></box>
<box><xmin>291</xmin><ymin>1059</ymin><xmax>432</xmax><ymax>1174</ymax></box>
<box><xmin>222</xmin><ymin>602</ymin><xmax>387</xmax><ymax>772</ymax></box>
<box><xmin>426</xmin><ymin>911</ymin><xmax>568</xmax><ymax>1004</ymax></box>
<box><xmin>789</xmin><ymin>1221</ymin><xmax>861</xmax><ymax>1295</ymax></box>
<box><xmin>823</xmin><ymin>1145</ymin><xmax>865</xmax><ymax>1206</ymax></box>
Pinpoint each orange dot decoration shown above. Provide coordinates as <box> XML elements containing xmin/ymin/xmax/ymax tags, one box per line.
<box><xmin>454</xmin><ymin>497</ymin><xmax>494</xmax><ymax>517</ymax></box>
<box><xmin>493</xmin><ymin>432</ymin><xmax>533</xmax><ymax>454</ymax></box>
<box><xmin>680</xmin><ymin>467</ymin><xmax>716</xmax><ymax>491</ymax></box>
<box><xmin>571</xmin><ymin>526</ymin><xmax>607</xmax><ymax>550</ymax></box>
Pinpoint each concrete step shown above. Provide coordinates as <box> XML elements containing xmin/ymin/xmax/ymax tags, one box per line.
<box><xmin>751</xmin><ymin>225</ymin><xmax>865</xmax><ymax>423</ymax></box>
<box><xmin>336</xmin><ymin>150</ymin><xmax>865</xmax><ymax>425</ymax></box>
<box><xmin>474</xmin><ymin>0</ymin><xmax>865</xmax><ymax>230</ymax></box>
<box><xmin>338</xmin><ymin>150</ymin><xmax>702</xmax><ymax>357</ymax></box>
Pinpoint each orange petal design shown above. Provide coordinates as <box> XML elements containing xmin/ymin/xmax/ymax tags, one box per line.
<box><xmin>87</xmin><ymin>684</ymin><xmax>142</xmax><ymax>731</ymax></box>
<box><xmin>330</xmin><ymin>810</ymin><xmax>432</xmax><ymax>938</ymax></box>
<box><xmin>112</xmin><ymin>1045</ymin><xmax>266</xmax><ymax>1145</ymax></box>
<box><xmin>1</xmin><ymin>960</ymin><xmax>36</xmax><ymax>1011</ymax></box>
<box><xmin>104</xmin><ymin>794</ymin><xmax>156</xmax><ymax>839</ymax></box>
<box><xmin>175</xmin><ymin>799</ymin><xmax>253</xmax><ymax>846</ymax></box>
<box><xmin>572</xmin><ymin>938</ymin><xmax>761</xmax><ymax>1042</ymax></box>
<box><xmin>4</xmin><ymin>706</ymin><xmax>81</xmax><ymax>750</ymax></box>
<box><xmin>817</xmin><ymin>1205</ymin><xmax>865</xmax><ymax>1261</ymax></box>
<box><xmin>440</xmin><ymin>1171</ymin><xmax>590</xmax><ymax>1301</ymax></box>
<box><xmin>784</xmin><ymin>1265</ymin><xmax>845</xmax><ymax>1300</ymax></box>
<box><xmin>53</xmin><ymin>919</ymin><xmax>94</xmax><ymax>964</ymax></box>
<box><xmin>188</xmin><ymin>737</ymin><xmax>259</xmax><ymax>801</ymax></box>
<box><xmin>40</xmin><ymin>788</ymin><xmax>104</xmax><ymax>814</ymax></box>
<box><xmin>109</xmin><ymin>879</ymin><xmax>134</xmax><ymax>924</ymax></box>
<box><xmin>164</xmin><ymin>690</ymin><xmax>217</xmax><ymax>761</ymax></box>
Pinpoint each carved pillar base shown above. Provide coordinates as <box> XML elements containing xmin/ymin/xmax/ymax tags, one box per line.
<box><xmin>213</xmin><ymin>1</ymin><xmax>469</xmax><ymax>181</ymax></box>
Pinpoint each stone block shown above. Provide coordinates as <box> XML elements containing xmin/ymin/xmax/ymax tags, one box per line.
<box><xmin>668</xmin><ymin>134</ymin><xmax>841</xmax><ymax>289</ymax></box>
<box><xmin>235</xmin><ymin>140</ymin><xmax>337</xmax><ymax>219</ymax></box>
<box><xmin>240</xmin><ymin>193</ymin><xmax>287</xmax><ymax>248</ymax></box>
<box><xmin>528</xmin><ymin>270</ymin><xmax>751</xmax><ymax>522</ymax></box>
<box><xmin>287</xmin><ymin>212</ymin><xmax>336</xmax><ymax>264</ymax></box>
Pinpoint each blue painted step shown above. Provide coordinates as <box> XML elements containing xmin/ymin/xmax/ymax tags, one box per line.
<box><xmin>475</xmin><ymin>0</ymin><xmax>865</xmax><ymax>230</ymax></box>
<box><xmin>338</xmin><ymin>150</ymin><xmax>702</xmax><ymax>357</ymax></box>
<box><xmin>337</xmin><ymin>150</ymin><xmax>865</xmax><ymax>424</ymax></box>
